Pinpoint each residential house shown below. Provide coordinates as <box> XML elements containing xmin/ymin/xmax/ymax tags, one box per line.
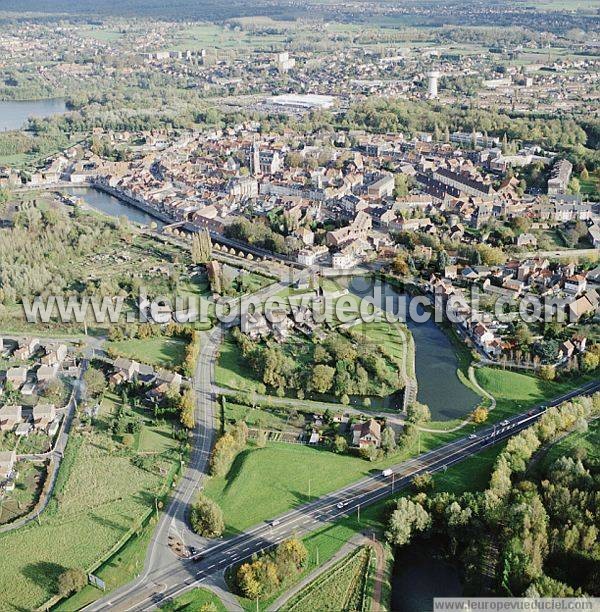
<box><xmin>0</xmin><ymin>405</ymin><xmax>22</xmax><ymax>432</ymax></box>
<box><xmin>41</xmin><ymin>343</ymin><xmax>68</xmax><ymax>366</ymax></box>
<box><xmin>516</xmin><ymin>233</ymin><xmax>538</xmax><ymax>248</ymax></box>
<box><xmin>14</xmin><ymin>338</ymin><xmax>39</xmax><ymax>360</ymax></box>
<box><xmin>564</xmin><ymin>274</ymin><xmax>587</xmax><ymax>296</ymax></box>
<box><xmin>33</xmin><ymin>404</ymin><xmax>56</xmax><ymax>430</ymax></box>
<box><xmin>112</xmin><ymin>357</ymin><xmax>138</xmax><ymax>381</ymax></box>
<box><xmin>6</xmin><ymin>366</ymin><xmax>27</xmax><ymax>389</ymax></box>
<box><xmin>352</xmin><ymin>419</ymin><xmax>382</xmax><ymax>448</ymax></box>
<box><xmin>155</xmin><ymin>369</ymin><xmax>183</xmax><ymax>391</ymax></box>
<box><xmin>37</xmin><ymin>363</ymin><xmax>59</xmax><ymax>383</ymax></box>
<box><xmin>568</xmin><ymin>290</ymin><xmax>599</xmax><ymax>321</ymax></box>
<box><xmin>588</xmin><ymin>224</ymin><xmax>600</xmax><ymax>248</ymax></box>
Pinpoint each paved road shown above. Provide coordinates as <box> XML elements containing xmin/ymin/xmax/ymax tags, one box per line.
<box><xmin>83</xmin><ymin>329</ymin><xmax>220</xmax><ymax>609</ymax></box>
<box><xmin>86</xmin><ymin>379</ymin><xmax>600</xmax><ymax>611</ymax></box>
<box><xmin>83</xmin><ymin>272</ymin><xmax>300</xmax><ymax>611</ymax></box>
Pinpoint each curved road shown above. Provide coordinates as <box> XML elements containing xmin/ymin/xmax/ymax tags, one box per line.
<box><xmin>85</xmin><ymin>372</ymin><xmax>599</xmax><ymax>610</ymax></box>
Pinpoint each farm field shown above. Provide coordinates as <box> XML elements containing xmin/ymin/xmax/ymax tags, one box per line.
<box><xmin>0</xmin><ymin>408</ymin><xmax>178</xmax><ymax>610</ymax></box>
<box><xmin>281</xmin><ymin>546</ymin><xmax>372</xmax><ymax>612</ymax></box>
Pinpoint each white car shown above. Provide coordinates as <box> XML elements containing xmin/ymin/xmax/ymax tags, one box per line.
<box><xmin>336</xmin><ymin>502</ymin><xmax>344</xmax><ymax>509</ymax></box>
<box><xmin>500</xmin><ymin>420</ymin><xmax>509</xmax><ymax>427</ymax></box>
<box><xmin>468</xmin><ymin>434</ymin><xmax>477</xmax><ymax>440</ymax></box>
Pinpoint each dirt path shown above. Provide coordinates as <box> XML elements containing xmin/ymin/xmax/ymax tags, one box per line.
<box><xmin>368</xmin><ymin>534</ymin><xmax>387</xmax><ymax>612</ymax></box>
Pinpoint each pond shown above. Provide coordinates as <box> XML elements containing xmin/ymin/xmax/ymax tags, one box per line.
<box><xmin>391</xmin><ymin>542</ymin><xmax>462</xmax><ymax>612</ymax></box>
<box><xmin>347</xmin><ymin>277</ymin><xmax>481</xmax><ymax>421</ymax></box>
<box><xmin>0</xmin><ymin>98</ymin><xmax>67</xmax><ymax>131</ymax></box>
<box><xmin>63</xmin><ymin>186</ymin><xmax>165</xmax><ymax>228</ymax></box>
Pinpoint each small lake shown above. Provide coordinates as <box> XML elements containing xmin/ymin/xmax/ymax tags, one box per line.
<box><xmin>0</xmin><ymin>98</ymin><xmax>67</xmax><ymax>131</ymax></box>
<box><xmin>391</xmin><ymin>543</ymin><xmax>462</xmax><ymax>612</ymax></box>
<box><xmin>63</xmin><ymin>187</ymin><xmax>165</xmax><ymax>228</ymax></box>
<box><xmin>348</xmin><ymin>277</ymin><xmax>480</xmax><ymax>420</ymax></box>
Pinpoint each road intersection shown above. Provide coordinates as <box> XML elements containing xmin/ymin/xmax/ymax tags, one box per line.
<box><xmin>85</xmin><ymin>350</ymin><xmax>599</xmax><ymax>611</ymax></box>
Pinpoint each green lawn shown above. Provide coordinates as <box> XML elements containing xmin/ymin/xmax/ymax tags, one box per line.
<box><xmin>106</xmin><ymin>336</ymin><xmax>186</xmax><ymax>369</ymax></box>
<box><xmin>160</xmin><ymin>587</ymin><xmax>229</xmax><ymax>612</ymax></box>
<box><xmin>204</xmin><ymin>443</ymin><xmax>391</xmax><ymax>535</ymax></box>
<box><xmin>215</xmin><ymin>335</ymin><xmax>263</xmax><ymax>393</ymax></box>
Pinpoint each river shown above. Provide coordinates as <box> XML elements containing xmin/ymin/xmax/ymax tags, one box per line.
<box><xmin>348</xmin><ymin>277</ymin><xmax>480</xmax><ymax>421</ymax></box>
<box><xmin>0</xmin><ymin>99</ymin><xmax>67</xmax><ymax>131</ymax></box>
<box><xmin>63</xmin><ymin>187</ymin><xmax>165</xmax><ymax>228</ymax></box>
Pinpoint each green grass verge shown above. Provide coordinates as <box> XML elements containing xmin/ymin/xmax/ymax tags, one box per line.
<box><xmin>159</xmin><ymin>587</ymin><xmax>229</xmax><ymax>611</ymax></box>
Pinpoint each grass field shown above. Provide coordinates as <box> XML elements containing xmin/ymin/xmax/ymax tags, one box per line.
<box><xmin>55</xmin><ymin>515</ymin><xmax>157</xmax><ymax>611</ymax></box>
<box><xmin>0</xmin><ymin>398</ymin><xmax>179</xmax><ymax>610</ymax></box>
<box><xmin>535</xmin><ymin>418</ymin><xmax>600</xmax><ymax>474</ymax></box>
<box><xmin>203</xmin><ymin>442</ymin><xmax>387</xmax><ymax>535</ymax></box>
<box><xmin>215</xmin><ymin>335</ymin><xmax>263</xmax><ymax>393</ymax></box>
<box><xmin>231</xmin><ymin>443</ymin><xmax>504</xmax><ymax>611</ymax></box>
<box><xmin>474</xmin><ymin>367</ymin><xmax>591</xmax><ymax>413</ymax></box>
<box><xmin>106</xmin><ymin>336</ymin><xmax>187</xmax><ymax>369</ymax></box>
<box><xmin>159</xmin><ymin>587</ymin><xmax>229</xmax><ymax>611</ymax></box>
<box><xmin>208</xmin><ymin>364</ymin><xmax>593</xmax><ymax>538</ymax></box>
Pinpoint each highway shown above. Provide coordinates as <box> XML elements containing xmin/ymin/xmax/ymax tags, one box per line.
<box><xmin>87</xmin><ymin>376</ymin><xmax>600</xmax><ymax>611</ymax></box>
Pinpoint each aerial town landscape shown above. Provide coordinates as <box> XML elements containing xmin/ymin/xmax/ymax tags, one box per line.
<box><xmin>0</xmin><ymin>0</ymin><xmax>599</xmax><ymax>611</ymax></box>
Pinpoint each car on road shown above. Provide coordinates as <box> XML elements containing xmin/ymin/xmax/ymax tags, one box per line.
<box><xmin>268</xmin><ymin>519</ymin><xmax>280</xmax><ymax>527</ymax></box>
<box><xmin>500</xmin><ymin>420</ymin><xmax>509</xmax><ymax>426</ymax></box>
<box><xmin>468</xmin><ymin>434</ymin><xmax>477</xmax><ymax>440</ymax></box>
<box><xmin>336</xmin><ymin>502</ymin><xmax>345</xmax><ymax>509</ymax></box>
